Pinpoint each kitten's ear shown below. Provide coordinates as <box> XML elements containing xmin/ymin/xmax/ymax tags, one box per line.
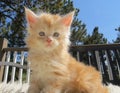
<box><xmin>61</xmin><ymin>11</ymin><xmax>75</xmax><ymax>27</ymax></box>
<box><xmin>25</xmin><ymin>7</ymin><xmax>37</xmax><ymax>27</ymax></box>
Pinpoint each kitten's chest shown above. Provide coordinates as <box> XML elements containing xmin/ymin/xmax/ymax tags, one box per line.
<box><xmin>31</xmin><ymin>59</ymin><xmax>67</xmax><ymax>81</ymax></box>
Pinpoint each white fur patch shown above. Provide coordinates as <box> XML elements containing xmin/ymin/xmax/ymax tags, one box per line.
<box><xmin>0</xmin><ymin>82</ymin><xmax>29</xmax><ymax>93</ymax></box>
<box><xmin>107</xmin><ymin>84</ymin><xmax>120</xmax><ymax>93</ymax></box>
<box><xmin>0</xmin><ymin>82</ymin><xmax>120</xmax><ymax>93</ymax></box>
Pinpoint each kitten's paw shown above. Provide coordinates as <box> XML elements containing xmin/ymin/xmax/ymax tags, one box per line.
<box><xmin>28</xmin><ymin>87</ymin><xmax>40</xmax><ymax>93</ymax></box>
<box><xmin>40</xmin><ymin>89</ymin><xmax>48</xmax><ymax>93</ymax></box>
<box><xmin>40</xmin><ymin>88</ymin><xmax>61</xmax><ymax>93</ymax></box>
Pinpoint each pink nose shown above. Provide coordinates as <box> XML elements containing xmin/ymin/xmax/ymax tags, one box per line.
<box><xmin>46</xmin><ymin>38</ymin><xmax>52</xmax><ymax>43</ymax></box>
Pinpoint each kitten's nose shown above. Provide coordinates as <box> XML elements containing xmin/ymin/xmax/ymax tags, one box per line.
<box><xmin>46</xmin><ymin>38</ymin><xmax>52</xmax><ymax>43</ymax></box>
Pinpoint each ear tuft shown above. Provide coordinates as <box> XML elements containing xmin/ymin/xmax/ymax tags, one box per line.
<box><xmin>24</xmin><ymin>7</ymin><xmax>37</xmax><ymax>26</ymax></box>
<box><xmin>61</xmin><ymin>11</ymin><xmax>75</xmax><ymax>27</ymax></box>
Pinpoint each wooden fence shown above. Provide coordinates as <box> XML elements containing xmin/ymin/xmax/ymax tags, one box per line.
<box><xmin>0</xmin><ymin>38</ymin><xmax>120</xmax><ymax>85</ymax></box>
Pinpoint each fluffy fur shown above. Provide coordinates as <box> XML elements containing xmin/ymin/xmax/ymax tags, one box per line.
<box><xmin>0</xmin><ymin>82</ymin><xmax>29</xmax><ymax>93</ymax></box>
<box><xmin>0</xmin><ymin>83</ymin><xmax>120</xmax><ymax>93</ymax></box>
<box><xmin>107</xmin><ymin>84</ymin><xmax>120</xmax><ymax>93</ymax></box>
<box><xmin>25</xmin><ymin>8</ymin><xmax>115</xmax><ymax>93</ymax></box>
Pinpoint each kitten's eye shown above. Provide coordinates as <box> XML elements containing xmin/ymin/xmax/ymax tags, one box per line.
<box><xmin>39</xmin><ymin>32</ymin><xmax>45</xmax><ymax>36</ymax></box>
<box><xmin>53</xmin><ymin>32</ymin><xmax>59</xmax><ymax>37</ymax></box>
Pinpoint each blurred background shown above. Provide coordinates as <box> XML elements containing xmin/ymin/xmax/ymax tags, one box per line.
<box><xmin>0</xmin><ymin>0</ymin><xmax>120</xmax><ymax>47</ymax></box>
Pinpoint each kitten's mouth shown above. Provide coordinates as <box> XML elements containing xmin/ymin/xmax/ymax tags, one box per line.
<box><xmin>46</xmin><ymin>43</ymin><xmax>52</xmax><ymax>47</ymax></box>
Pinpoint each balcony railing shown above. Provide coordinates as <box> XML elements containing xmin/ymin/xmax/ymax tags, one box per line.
<box><xmin>0</xmin><ymin>38</ymin><xmax>120</xmax><ymax>85</ymax></box>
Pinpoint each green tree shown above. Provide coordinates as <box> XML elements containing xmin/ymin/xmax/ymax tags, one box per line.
<box><xmin>83</xmin><ymin>27</ymin><xmax>107</xmax><ymax>45</ymax></box>
<box><xmin>0</xmin><ymin>0</ymin><xmax>27</xmax><ymax>47</ymax></box>
<box><xmin>114</xmin><ymin>27</ymin><xmax>120</xmax><ymax>43</ymax></box>
<box><xmin>70</xmin><ymin>21</ymin><xmax>87</xmax><ymax>45</ymax></box>
<box><xmin>0</xmin><ymin>0</ymin><xmax>86</xmax><ymax>47</ymax></box>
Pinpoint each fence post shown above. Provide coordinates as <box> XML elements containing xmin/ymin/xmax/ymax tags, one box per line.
<box><xmin>0</xmin><ymin>38</ymin><xmax>8</xmax><ymax>82</ymax></box>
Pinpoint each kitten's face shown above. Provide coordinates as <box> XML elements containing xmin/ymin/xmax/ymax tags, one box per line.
<box><xmin>27</xmin><ymin>19</ymin><xmax>66</xmax><ymax>52</ymax></box>
<box><xmin>25</xmin><ymin>8</ymin><xmax>74</xmax><ymax>52</ymax></box>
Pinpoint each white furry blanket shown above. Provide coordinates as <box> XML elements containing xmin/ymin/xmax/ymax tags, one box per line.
<box><xmin>107</xmin><ymin>84</ymin><xmax>120</xmax><ymax>93</ymax></box>
<box><xmin>0</xmin><ymin>82</ymin><xmax>29</xmax><ymax>93</ymax></box>
<box><xmin>0</xmin><ymin>83</ymin><xmax>120</xmax><ymax>93</ymax></box>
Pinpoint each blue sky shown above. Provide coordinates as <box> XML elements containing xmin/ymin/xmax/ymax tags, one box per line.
<box><xmin>73</xmin><ymin>0</ymin><xmax>120</xmax><ymax>42</ymax></box>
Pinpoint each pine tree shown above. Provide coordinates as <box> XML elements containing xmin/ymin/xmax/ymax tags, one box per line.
<box><xmin>70</xmin><ymin>21</ymin><xmax>87</xmax><ymax>45</ymax></box>
<box><xmin>83</xmin><ymin>27</ymin><xmax>107</xmax><ymax>45</ymax></box>
<box><xmin>114</xmin><ymin>27</ymin><xmax>120</xmax><ymax>43</ymax></box>
<box><xmin>0</xmin><ymin>0</ymin><xmax>27</xmax><ymax>47</ymax></box>
<box><xmin>0</xmin><ymin>0</ymin><xmax>87</xmax><ymax>47</ymax></box>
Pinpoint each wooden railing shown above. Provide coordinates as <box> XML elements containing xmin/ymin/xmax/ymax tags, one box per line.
<box><xmin>1</xmin><ymin>48</ymin><xmax>30</xmax><ymax>83</ymax></box>
<box><xmin>0</xmin><ymin>38</ymin><xmax>30</xmax><ymax>83</ymax></box>
<box><xmin>0</xmin><ymin>38</ymin><xmax>120</xmax><ymax>85</ymax></box>
<box><xmin>70</xmin><ymin>44</ymin><xmax>120</xmax><ymax>85</ymax></box>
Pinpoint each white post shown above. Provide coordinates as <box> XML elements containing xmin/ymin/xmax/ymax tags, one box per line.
<box><xmin>18</xmin><ymin>51</ymin><xmax>24</xmax><ymax>83</ymax></box>
<box><xmin>95</xmin><ymin>51</ymin><xmax>102</xmax><ymax>73</ymax></box>
<box><xmin>26</xmin><ymin>62</ymin><xmax>30</xmax><ymax>83</ymax></box>
<box><xmin>105</xmin><ymin>51</ymin><xmax>113</xmax><ymax>80</ymax></box>
<box><xmin>3</xmin><ymin>51</ymin><xmax>10</xmax><ymax>83</ymax></box>
<box><xmin>11</xmin><ymin>51</ymin><xmax>17</xmax><ymax>83</ymax></box>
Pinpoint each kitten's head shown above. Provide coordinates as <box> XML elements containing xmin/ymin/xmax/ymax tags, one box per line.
<box><xmin>25</xmin><ymin>8</ymin><xmax>74</xmax><ymax>52</ymax></box>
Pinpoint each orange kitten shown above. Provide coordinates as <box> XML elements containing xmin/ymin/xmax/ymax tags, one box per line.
<box><xmin>25</xmin><ymin>8</ymin><xmax>108</xmax><ymax>93</ymax></box>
